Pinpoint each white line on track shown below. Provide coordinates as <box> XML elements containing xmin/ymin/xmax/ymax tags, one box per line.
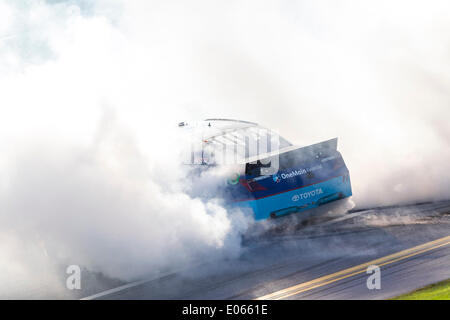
<box><xmin>81</xmin><ymin>278</ymin><xmax>158</xmax><ymax>300</ymax></box>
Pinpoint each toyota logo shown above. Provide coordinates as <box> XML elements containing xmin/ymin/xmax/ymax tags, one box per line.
<box><xmin>292</xmin><ymin>194</ymin><xmax>300</xmax><ymax>202</ymax></box>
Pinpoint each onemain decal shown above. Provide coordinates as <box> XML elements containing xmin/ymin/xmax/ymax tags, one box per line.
<box><xmin>292</xmin><ymin>188</ymin><xmax>323</xmax><ymax>202</ymax></box>
<box><xmin>272</xmin><ymin>174</ymin><xmax>281</xmax><ymax>183</ymax></box>
<box><xmin>279</xmin><ymin>164</ymin><xmax>323</xmax><ymax>180</ymax></box>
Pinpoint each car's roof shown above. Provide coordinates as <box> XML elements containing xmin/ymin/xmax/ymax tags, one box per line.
<box><xmin>204</xmin><ymin>118</ymin><xmax>258</xmax><ymax>126</ymax></box>
<box><xmin>179</xmin><ymin>118</ymin><xmax>291</xmax><ymax>146</ymax></box>
<box><xmin>178</xmin><ymin>119</ymin><xmax>294</xmax><ymax>164</ymax></box>
<box><xmin>179</xmin><ymin>119</ymin><xmax>260</xmax><ymax>138</ymax></box>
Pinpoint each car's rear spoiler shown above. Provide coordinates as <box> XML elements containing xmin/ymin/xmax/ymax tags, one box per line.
<box><xmin>244</xmin><ymin>138</ymin><xmax>339</xmax><ymax>176</ymax></box>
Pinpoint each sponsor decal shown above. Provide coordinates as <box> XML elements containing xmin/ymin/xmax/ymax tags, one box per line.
<box><xmin>279</xmin><ymin>165</ymin><xmax>323</xmax><ymax>180</ymax></box>
<box><xmin>227</xmin><ymin>173</ymin><xmax>240</xmax><ymax>185</ymax></box>
<box><xmin>281</xmin><ymin>169</ymin><xmax>307</xmax><ymax>179</ymax></box>
<box><xmin>291</xmin><ymin>188</ymin><xmax>323</xmax><ymax>202</ymax></box>
<box><xmin>272</xmin><ymin>174</ymin><xmax>281</xmax><ymax>183</ymax></box>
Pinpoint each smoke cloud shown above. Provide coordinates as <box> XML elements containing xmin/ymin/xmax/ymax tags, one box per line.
<box><xmin>0</xmin><ymin>0</ymin><xmax>449</xmax><ymax>297</ymax></box>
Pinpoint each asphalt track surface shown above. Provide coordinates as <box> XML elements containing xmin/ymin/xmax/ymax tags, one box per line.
<box><xmin>81</xmin><ymin>200</ymin><xmax>450</xmax><ymax>300</ymax></box>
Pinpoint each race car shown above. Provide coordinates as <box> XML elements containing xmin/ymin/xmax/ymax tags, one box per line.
<box><xmin>180</xmin><ymin>119</ymin><xmax>352</xmax><ymax>221</ymax></box>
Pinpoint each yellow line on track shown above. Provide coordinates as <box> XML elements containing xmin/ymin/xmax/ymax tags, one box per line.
<box><xmin>255</xmin><ymin>235</ymin><xmax>450</xmax><ymax>300</ymax></box>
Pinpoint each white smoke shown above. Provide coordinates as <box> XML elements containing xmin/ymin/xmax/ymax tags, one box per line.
<box><xmin>0</xmin><ymin>0</ymin><xmax>449</xmax><ymax>297</ymax></box>
<box><xmin>0</xmin><ymin>109</ymin><xmax>249</xmax><ymax>298</ymax></box>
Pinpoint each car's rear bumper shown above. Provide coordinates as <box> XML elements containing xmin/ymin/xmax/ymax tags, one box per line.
<box><xmin>234</xmin><ymin>174</ymin><xmax>352</xmax><ymax>220</ymax></box>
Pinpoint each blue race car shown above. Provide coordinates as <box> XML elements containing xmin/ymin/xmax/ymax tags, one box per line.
<box><xmin>180</xmin><ymin>119</ymin><xmax>352</xmax><ymax>221</ymax></box>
